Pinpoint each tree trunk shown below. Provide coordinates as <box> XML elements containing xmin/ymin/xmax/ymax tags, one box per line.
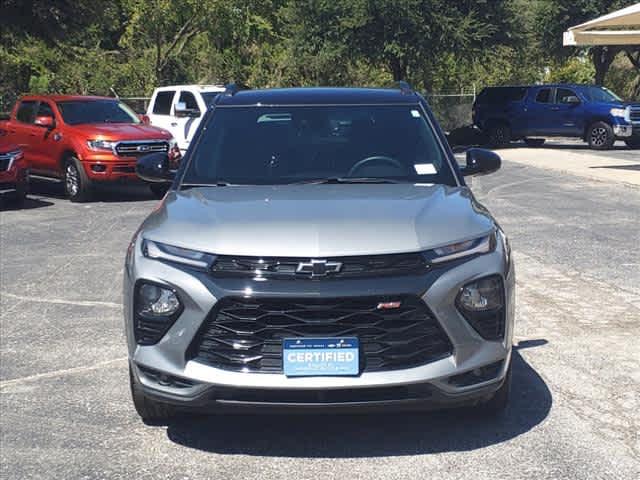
<box><xmin>591</xmin><ymin>46</ymin><xmax>619</xmax><ymax>86</ymax></box>
<box><xmin>389</xmin><ymin>57</ymin><xmax>407</xmax><ymax>82</ymax></box>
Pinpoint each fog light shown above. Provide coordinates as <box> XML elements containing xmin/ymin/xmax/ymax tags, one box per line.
<box><xmin>91</xmin><ymin>164</ymin><xmax>107</xmax><ymax>172</ymax></box>
<box><xmin>134</xmin><ymin>282</ymin><xmax>182</xmax><ymax>345</ymax></box>
<box><xmin>456</xmin><ymin>275</ymin><xmax>505</xmax><ymax>340</ymax></box>
<box><xmin>137</xmin><ymin>283</ymin><xmax>180</xmax><ymax>316</ymax></box>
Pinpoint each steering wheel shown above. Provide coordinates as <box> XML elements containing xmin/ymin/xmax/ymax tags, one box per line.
<box><xmin>346</xmin><ymin>156</ymin><xmax>405</xmax><ymax>177</ymax></box>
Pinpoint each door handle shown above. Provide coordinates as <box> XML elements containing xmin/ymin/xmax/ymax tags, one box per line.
<box><xmin>551</xmin><ymin>107</ymin><xmax>560</xmax><ymax>111</ymax></box>
<box><xmin>170</xmin><ymin>122</ymin><xmax>178</xmax><ymax>127</ymax></box>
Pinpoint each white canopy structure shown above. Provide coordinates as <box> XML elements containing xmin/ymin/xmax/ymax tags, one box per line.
<box><xmin>563</xmin><ymin>2</ymin><xmax>640</xmax><ymax>46</ymax></box>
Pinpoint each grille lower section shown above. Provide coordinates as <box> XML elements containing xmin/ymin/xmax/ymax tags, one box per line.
<box><xmin>115</xmin><ymin>141</ymin><xmax>169</xmax><ymax>157</ymax></box>
<box><xmin>189</xmin><ymin>296</ymin><xmax>453</xmax><ymax>374</ymax></box>
<box><xmin>211</xmin><ymin>253</ymin><xmax>427</xmax><ymax>279</ymax></box>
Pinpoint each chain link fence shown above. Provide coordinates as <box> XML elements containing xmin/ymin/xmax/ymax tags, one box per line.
<box><xmin>425</xmin><ymin>89</ymin><xmax>476</xmax><ymax>133</ymax></box>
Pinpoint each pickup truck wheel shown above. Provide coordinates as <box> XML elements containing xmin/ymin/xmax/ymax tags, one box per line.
<box><xmin>488</xmin><ymin>124</ymin><xmax>511</xmax><ymax>147</ymax></box>
<box><xmin>587</xmin><ymin>122</ymin><xmax>614</xmax><ymax>150</ymax></box>
<box><xmin>524</xmin><ymin>138</ymin><xmax>545</xmax><ymax>147</ymax></box>
<box><xmin>129</xmin><ymin>365</ymin><xmax>176</xmax><ymax>425</ymax></box>
<box><xmin>149</xmin><ymin>183</ymin><xmax>170</xmax><ymax>199</ymax></box>
<box><xmin>64</xmin><ymin>157</ymin><xmax>92</xmax><ymax>202</ymax></box>
<box><xmin>625</xmin><ymin>136</ymin><xmax>640</xmax><ymax>148</ymax></box>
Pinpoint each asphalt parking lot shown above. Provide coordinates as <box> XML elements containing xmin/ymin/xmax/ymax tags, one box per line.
<box><xmin>1</xmin><ymin>145</ymin><xmax>639</xmax><ymax>479</ymax></box>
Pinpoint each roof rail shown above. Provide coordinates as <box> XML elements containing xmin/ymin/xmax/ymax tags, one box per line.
<box><xmin>397</xmin><ymin>81</ymin><xmax>414</xmax><ymax>95</ymax></box>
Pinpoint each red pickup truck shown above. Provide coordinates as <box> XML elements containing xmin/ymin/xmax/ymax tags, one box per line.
<box><xmin>0</xmin><ymin>95</ymin><xmax>178</xmax><ymax>201</ymax></box>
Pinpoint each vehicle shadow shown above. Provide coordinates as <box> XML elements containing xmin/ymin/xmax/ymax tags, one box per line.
<box><xmin>29</xmin><ymin>180</ymin><xmax>157</xmax><ymax>203</ymax></box>
<box><xmin>166</xmin><ymin>341</ymin><xmax>551</xmax><ymax>457</ymax></box>
<box><xmin>0</xmin><ymin>196</ymin><xmax>54</xmax><ymax>211</ymax></box>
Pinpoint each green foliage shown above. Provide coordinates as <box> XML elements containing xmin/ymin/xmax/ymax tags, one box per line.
<box><xmin>0</xmin><ymin>0</ymin><xmax>637</xmax><ymax>117</ymax></box>
<box><xmin>545</xmin><ymin>57</ymin><xmax>596</xmax><ymax>84</ymax></box>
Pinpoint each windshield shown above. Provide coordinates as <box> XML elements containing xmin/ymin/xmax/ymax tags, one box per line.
<box><xmin>584</xmin><ymin>86</ymin><xmax>622</xmax><ymax>103</ymax></box>
<box><xmin>182</xmin><ymin>105</ymin><xmax>455</xmax><ymax>186</ymax></box>
<box><xmin>57</xmin><ymin>100</ymin><xmax>141</xmax><ymax>125</ymax></box>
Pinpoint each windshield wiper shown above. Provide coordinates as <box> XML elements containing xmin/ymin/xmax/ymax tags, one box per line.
<box><xmin>292</xmin><ymin>177</ymin><xmax>405</xmax><ymax>185</ymax></box>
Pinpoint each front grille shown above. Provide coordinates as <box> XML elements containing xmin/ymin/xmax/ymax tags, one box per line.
<box><xmin>115</xmin><ymin>141</ymin><xmax>169</xmax><ymax>157</ymax></box>
<box><xmin>189</xmin><ymin>296</ymin><xmax>453</xmax><ymax>374</ymax></box>
<box><xmin>631</xmin><ymin>106</ymin><xmax>640</xmax><ymax>123</ymax></box>
<box><xmin>211</xmin><ymin>253</ymin><xmax>427</xmax><ymax>279</ymax></box>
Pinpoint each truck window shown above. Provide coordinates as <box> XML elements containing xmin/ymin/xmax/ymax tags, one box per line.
<box><xmin>179</xmin><ymin>91</ymin><xmax>200</xmax><ymax>112</ymax></box>
<box><xmin>153</xmin><ymin>91</ymin><xmax>175</xmax><ymax>115</ymax></box>
<box><xmin>535</xmin><ymin>89</ymin><xmax>552</xmax><ymax>104</ymax></box>
<box><xmin>16</xmin><ymin>101</ymin><xmax>38</xmax><ymax>123</ymax></box>
<box><xmin>556</xmin><ymin>88</ymin><xmax>578</xmax><ymax>104</ymax></box>
<box><xmin>36</xmin><ymin>102</ymin><xmax>54</xmax><ymax>118</ymax></box>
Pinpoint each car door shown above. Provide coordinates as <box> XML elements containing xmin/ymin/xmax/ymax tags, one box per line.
<box><xmin>9</xmin><ymin>100</ymin><xmax>41</xmax><ymax>165</ymax></box>
<box><xmin>175</xmin><ymin>90</ymin><xmax>203</xmax><ymax>153</ymax></box>
<box><xmin>554</xmin><ymin>87</ymin><xmax>584</xmax><ymax>136</ymax></box>
<box><xmin>147</xmin><ymin>90</ymin><xmax>177</xmax><ymax>136</ymax></box>
<box><xmin>30</xmin><ymin>101</ymin><xmax>65</xmax><ymax>175</ymax></box>
<box><xmin>523</xmin><ymin>87</ymin><xmax>557</xmax><ymax>136</ymax></box>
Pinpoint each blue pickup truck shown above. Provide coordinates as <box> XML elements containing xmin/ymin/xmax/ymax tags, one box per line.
<box><xmin>472</xmin><ymin>84</ymin><xmax>639</xmax><ymax>150</ymax></box>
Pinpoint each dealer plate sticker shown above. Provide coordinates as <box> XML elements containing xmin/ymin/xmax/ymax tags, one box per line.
<box><xmin>283</xmin><ymin>337</ymin><xmax>359</xmax><ymax>377</ymax></box>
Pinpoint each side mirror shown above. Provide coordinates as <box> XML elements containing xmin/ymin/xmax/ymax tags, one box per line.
<box><xmin>34</xmin><ymin>115</ymin><xmax>55</xmax><ymax>129</ymax></box>
<box><xmin>138</xmin><ymin>114</ymin><xmax>150</xmax><ymax>125</ymax></box>
<box><xmin>461</xmin><ymin>148</ymin><xmax>501</xmax><ymax>177</ymax></box>
<box><xmin>175</xmin><ymin>101</ymin><xmax>199</xmax><ymax>118</ymax></box>
<box><xmin>136</xmin><ymin>152</ymin><xmax>175</xmax><ymax>183</ymax></box>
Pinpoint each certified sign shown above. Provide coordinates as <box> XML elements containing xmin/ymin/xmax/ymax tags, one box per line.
<box><xmin>283</xmin><ymin>337</ymin><xmax>359</xmax><ymax>377</ymax></box>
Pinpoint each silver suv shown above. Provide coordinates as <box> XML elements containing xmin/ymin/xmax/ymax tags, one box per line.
<box><xmin>125</xmin><ymin>85</ymin><xmax>515</xmax><ymax>423</ymax></box>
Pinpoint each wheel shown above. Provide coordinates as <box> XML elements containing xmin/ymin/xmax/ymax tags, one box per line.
<box><xmin>587</xmin><ymin>122</ymin><xmax>614</xmax><ymax>150</ymax></box>
<box><xmin>129</xmin><ymin>365</ymin><xmax>175</xmax><ymax>425</ymax></box>
<box><xmin>524</xmin><ymin>138</ymin><xmax>545</xmax><ymax>147</ymax></box>
<box><xmin>478</xmin><ymin>359</ymin><xmax>512</xmax><ymax>415</ymax></box>
<box><xmin>625</xmin><ymin>136</ymin><xmax>640</xmax><ymax>148</ymax></box>
<box><xmin>149</xmin><ymin>183</ymin><xmax>170</xmax><ymax>199</ymax></box>
<box><xmin>64</xmin><ymin>156</ymin><xmax>92</xmax><ymax>202</ymax></box>
<box><xmin>487</xmin><ymin>123</ymin><xmax>511</xmax><ymax>147</ymax></box>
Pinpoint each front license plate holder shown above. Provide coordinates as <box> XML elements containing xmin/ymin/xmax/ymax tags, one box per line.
<box><xmin>283</xmin><ymin>337</ymin><xmax>359</xmax><ymax>377</ymax></box>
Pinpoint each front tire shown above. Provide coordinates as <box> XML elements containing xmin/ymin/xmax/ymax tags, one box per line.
<box><xmin>64</xmin><ymin>157</ymin><xmax>92</xmax><ymax>202</ymax></box>
<box><xmin>587</xmin><ymin>122</ymin><xmax>614</xmax><ymax>150</ymax></box>
<box><xmin>487</xmin><ymin>123</ymin><xmax>511</xmax><ymax>147</ymax></box>
<box><xmin>129</xmin><ymin>365</ymin><xmax>175</xmax><ymax>425</ymax></box>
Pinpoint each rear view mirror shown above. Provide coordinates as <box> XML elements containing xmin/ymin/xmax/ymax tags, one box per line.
<box><xmin>461</xmin><ymin>148</ymin><xmax>501</xmax><ymax>177</ymax></box>
<box><xmin>136</xmin><ymin>152</ymin><xmax>175</xmax><ymax>183</ymax></box>
<box><xmin>34</xmin><ymin>116</ymin><xmax>55</xmax><ymax>129</ymax></box>
<box><xmin>565</xmin><ymin>96</ymin><xmax>580</xmax><ymax>105</ymax></box>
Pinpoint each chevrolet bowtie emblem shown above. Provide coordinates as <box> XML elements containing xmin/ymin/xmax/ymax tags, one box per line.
<box><xmin>296</xmin><ymin>259</ymin><xmax>342</xmax><ymax>277</ymax></box>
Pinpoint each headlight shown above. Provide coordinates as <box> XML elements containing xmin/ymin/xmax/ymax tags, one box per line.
<box><xmin>87</xmin><ymin>139</ymin><xmax>117</xmax><ymax>151</ymax></box>
<box><xmin>610</xmin><ymin>107</ymin><xmax>628</xmax><ymax>119</ymax></box>
<box><xmin>456</xmin><ymin>275</ymin><xmax>505</xmax><ymax>340</ymax></box>
<box><xmin>425</xmin><ymin>233</ymin><xmax>495</xmax><ymax>264</ymax></box>
<box><xmin>142</xmin><ymin>239</ymin><xmax>216</xmax><ymax>269</ymax></box>
<box><xmin>134</xmin><ymin>281</ymin><xmax>182</xmax><ymax>345</ymax></box>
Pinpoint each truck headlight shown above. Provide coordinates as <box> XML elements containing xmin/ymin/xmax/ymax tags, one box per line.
<box><xmin>456</xmin><ymin>275</ymin><xmax>505</xmax><ymax>340</ymax></box>
<box><xmin>87</xmin><ymin>139</ymin><xmax>117</xmax><ymax>151</ymax></box>
<box><xmin>609</xmin><ymin>107</ymin><xmax>628</xmax><ymax>119</ymax></box>
<box><xmin>424</xmin><ymin>233</ymin><xmax>495</xmax><ymax>264</ymax></box>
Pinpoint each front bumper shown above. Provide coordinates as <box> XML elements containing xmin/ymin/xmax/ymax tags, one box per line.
<box><xmin>124</xmin><ymin>237</ymin><xmax>515</xmax><ymax>411</ymax></box>
<box><xmin>80</xmin><ymin>153</ymin><xmax>139</xmax><ymax>182</ymax></box>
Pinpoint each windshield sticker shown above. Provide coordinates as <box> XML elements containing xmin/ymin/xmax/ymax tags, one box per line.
<box><xmin>414</xmin><ymin>163</ymin><xmax>437</xmax><ymax>175</ymax></box>
<box><xmin>411</xmin><ymin>109</ymin><xmax>421</xmax><ymax>118</ymax></box>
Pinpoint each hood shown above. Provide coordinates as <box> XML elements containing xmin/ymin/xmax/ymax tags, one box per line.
<box><xmin>141</xmin><ymin>184</ymin><xmax>496</xmax><ymax>257</ymax></box>
<box><xmin>71</xmin><ymin>123</ymin><xmax>172</xmax><ymax>140</ymax></box>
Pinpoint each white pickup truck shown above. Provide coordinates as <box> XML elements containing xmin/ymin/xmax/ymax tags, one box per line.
<box><xmin>146</xmin><ymin>85</ymin><xmax>225</xmax><ymax>154</ymax></box>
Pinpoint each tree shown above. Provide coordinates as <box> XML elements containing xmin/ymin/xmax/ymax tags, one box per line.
<box><xmin>536</xmin><ymin>0</ymin><xmax>630</xmax><ymax>85</ymax></box>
